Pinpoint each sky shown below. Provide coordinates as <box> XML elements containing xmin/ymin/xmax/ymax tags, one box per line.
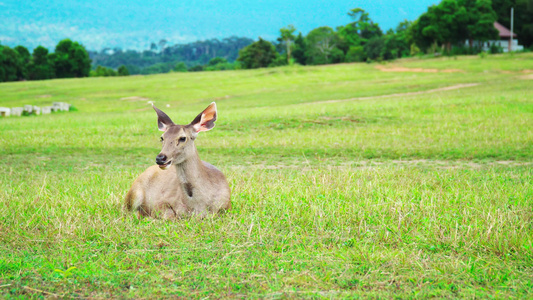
<box><xmin>1</xmin><ymin>0</ymin><xmax>440</xmax><ymax>51</ymax></box>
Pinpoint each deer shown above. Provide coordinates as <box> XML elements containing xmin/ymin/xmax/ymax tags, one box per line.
<box><xmin>124</xmin><ymin>102</ymin><xmax>231</xmax><ymax>219</ymax></box>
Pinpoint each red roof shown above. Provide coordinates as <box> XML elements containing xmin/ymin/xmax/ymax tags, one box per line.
<box><xmin>494</xmin><ymin>22</ymin><xmax>517</xmax><ymax>38</ymax></box>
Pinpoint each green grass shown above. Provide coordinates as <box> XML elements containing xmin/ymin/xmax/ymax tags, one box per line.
<box><xmin>1</xmin><ymin>53</ymin><xmax>532</xmax><ymax>298</ymax></box>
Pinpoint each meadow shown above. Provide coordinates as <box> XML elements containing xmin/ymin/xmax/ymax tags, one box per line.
<box><xmin>0</xmin><ymin>53</ymin><xmax>532</xmax><ymax>298</ymax></box>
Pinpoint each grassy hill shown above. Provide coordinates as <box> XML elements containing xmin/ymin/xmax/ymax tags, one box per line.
<box><xmin>1</xmin><ymin>54</ymin><xmax>532</xmax><ymax>298</ymax></box>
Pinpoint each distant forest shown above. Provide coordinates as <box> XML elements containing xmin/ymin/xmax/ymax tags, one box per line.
<box><xmin>88</xmin><ymin>36</ymin><xmax>254</xmax><ymax>75</ymax></box>
<box><xmin>88</xmin><ymin>0</ymin><xmax>533</xmax><ymax>75</ymax></box>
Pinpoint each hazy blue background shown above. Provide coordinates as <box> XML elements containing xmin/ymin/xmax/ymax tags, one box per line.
<box><xmin>1</xmin><ymin>0</ymin><xmax>439</xmax><ymax>51</ymax></box>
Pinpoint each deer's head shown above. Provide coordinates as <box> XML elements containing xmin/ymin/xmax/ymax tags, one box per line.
<box><xmin>153</xmin><ymin>102</ymin><xmax>217</xmax><ymax>169</ymax></box>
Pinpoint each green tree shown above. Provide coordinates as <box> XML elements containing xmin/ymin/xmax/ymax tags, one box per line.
<box><xmin>349</xmin><ymin>8</ymin><xmax>383</xmax><ymax>40</ymax></box>
<box><xmin>364</xmin><ymin>36</ymin><xmax>387</xmax><ymax>60</ymax></box>
<box><xmin>410</xmin><ymin>13</ymin><xmax>435</xmax><ymax>51</ymax></box>
<box><xmin>460</xmin><ymin>0</ymin><xmax>498</xmax><ymax>47</ymax></box>
<box><xmin>412</xmin><ymin>1</ymin><xmax>469</xmax><ymax>52</ymax></box>
<box><xmin>382</xmin><ymin>20</ymin><xmax>412</xmax><ymax>59</ymax></box>
<box><xmin>344</xmin><ymin>46</ymin><xmax>366</xmax><ymax>62</ymax></box>
<box><xmin>337</xmin><ymin>8</ymin><xmax>383</xmax><ymax>53</ymax></box>
<box><xmin>305</xmin><ymin>27</ymin><xmax>344</xmax><ymax>65</ymax></box>
<box><xmin>237</xmin><ymin>38</ymin><xmax>278</xmax><ymax>69</ymax></box>
<box><xmin>14</xmin><ymin>45</ymin><xmax>30</xmax><ymax>80</ymax></box>
<box><xmin>173</xmin><ymin>62</ymin><xmax>188</xmax><ymax>72</ymax></box>
<box><xmin>278</xmin><ymin>25</ymin><xmax>296</xmax><ymax>64</ymax></box>
<box><xmin>52</xmin><ymin>39</ymin><xmax>91</xmax><ymax>78</ymax></box>
<box><xmin>0</xmin><ymin>45</ymin><xmax>22</xmax><ymax>82</ymax></box>
<box><xmin>268</xmin><ymin>54</ymin><xmax>288</xmax><ymax>67</ymax></box>
<box><xmin>90</xmin><ymin>65</ymin><xmax>117</xmax><ymax>77</ymax></box>
<box><xmin>27</xmin><ymin>46</ymin><xmax>55</xmax><ymax>80</ymax></box>
<box><xmin>412</xmin><ymin>0</ymin><xmax>500</xmax><ymax>53</ymax></box>
<box><xmin>204</xmin><ymin>57</ymin><xmax>237</xmax><ymax>71</ymax></box>
<box><xmin>433</xmin><ymin>0</ymin><xmax>468</xmax><ymax>51</ymax></box>
<box><xmin>337</xmin><ymin>23</ymin><xmax>361</xmax><ymax>51</ymax></box>
<box><xmin>117</xmin><ymin>65</ymin><xmax>130</xmax><ymax>76</ymax></box>
<box><xmin>208</xmin><ymin>57</ymin><xmax>228</xmax><ymax>66</ymax></box>
<box><xmin>292</xmin><ymin>33</ymin><xmax>307</xmax><ymax>65</ymax></box>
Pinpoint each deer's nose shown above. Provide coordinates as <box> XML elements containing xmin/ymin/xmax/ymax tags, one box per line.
<box><xmin>156</xmin><ymin>154</ymin><xmax>168</xmax><ymax>165</ymax></box>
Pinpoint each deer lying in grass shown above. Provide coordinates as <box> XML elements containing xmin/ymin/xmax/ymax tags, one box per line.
<box><xmin>125</xmin><ymin>102</ymin><xmax>231</xmax><ymax>218</ymax></box>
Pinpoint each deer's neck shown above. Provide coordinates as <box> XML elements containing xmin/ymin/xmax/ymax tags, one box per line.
<box><xmin>173</xmin><ymin>151</ymin><xmax>206</xmax><ymax>197</ymax></box>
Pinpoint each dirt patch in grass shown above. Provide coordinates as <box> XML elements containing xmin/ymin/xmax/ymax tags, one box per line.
<box><xmin>375</xmin><ymin>66</ymin><xmax>464</xmax><ymax>73</ymax></box>
<box><xmin>519</xmin><ymin>74</ymin><xmax>533</xmax><ymax>80</ymax></box>
<box><xmin>120</xmin><ymin>96</ymin><xmax>150</xmax><ymax>101</ymax></box>
<box><xmin>213</xmin><ymin>95</ymin><xmax>232</xmax><ymax>100</ymax></box>
<box><xmin>500</xmin><ymin>69</ymin><xmax>532</xmax><ymax>75</ymax></box>
<box><xmin>308</xmin><ymin>83</ymin><xmax>480</xmax><ymax>105</ymax></box>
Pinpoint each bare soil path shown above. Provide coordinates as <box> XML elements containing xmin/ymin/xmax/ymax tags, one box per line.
<box><xmin>307</xmin><ymin>83</ymin><xmax>480</xmax><ymax>105</ymax></box>
<box><xmin>375</xmin><ymin>65</ymin><xmax>464</xmax><ymax>73</ymax></box>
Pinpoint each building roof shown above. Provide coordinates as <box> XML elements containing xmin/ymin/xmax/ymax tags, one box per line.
<box><xmin>494</xmin><ymin>22</ymin><xmax>517</xmax><ymax>38</ymax></box>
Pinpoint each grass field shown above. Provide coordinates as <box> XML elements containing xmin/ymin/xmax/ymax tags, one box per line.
<box><xmin>1</xmin><ymin>53</ymin><xmax>532</xmax><ymax>298</ymax></box>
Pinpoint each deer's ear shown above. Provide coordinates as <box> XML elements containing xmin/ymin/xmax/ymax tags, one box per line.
<box><xmin>153</xmin><ymin>105</ymin><xmax>174</xmax><ymax>132</ymax></box>
<box><xmin>191</xmin><ymin>102</ymin><xmax>217</xmax><ymax>133</ymax></box>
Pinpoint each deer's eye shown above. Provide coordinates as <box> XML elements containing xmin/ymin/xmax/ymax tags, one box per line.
<box><xmin>160</xmin><ymin>137</ymin><xmax>164</xmax><ymax>142</ymax></box>
<box><xmin>179</xmin><ymin>137</ymin><xmax>186</xmax><ymax>142</ymax></box>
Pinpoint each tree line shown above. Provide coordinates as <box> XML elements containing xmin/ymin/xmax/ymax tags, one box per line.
<box><xmin>0</xmin><ymin>38</ymin><xmax>136</xmax><ymax>82</ymax></box>
<box><xmin>237</xmin><ymin>0</ymin><xmax>531</xmax><ymax>69</ymax></box>
<box><xmin>0</xmin><ymin>39</ymin><xmax>94</xmax><ymax>82</ymax></box>
<box><xmin>93</xmin><ymin>0</ymin><xmax>533</xmax><ymax>72</ymax></box>
<box><xmin>1</xmin><ymin>0</ymin><xmax>531</xmax><ymax>82</ymax></box>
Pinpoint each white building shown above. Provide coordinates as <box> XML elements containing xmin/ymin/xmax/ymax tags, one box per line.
<box><xmin>470</xmin><ymin>22</ymin><xmax>524</xmax><ymax>52</ymax></box>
